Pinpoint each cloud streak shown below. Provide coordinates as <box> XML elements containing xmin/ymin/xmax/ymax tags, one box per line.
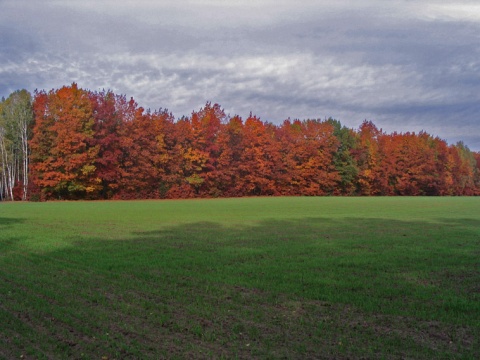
<box><xmin>1</xmin><ymin>0</ymin><xmax>479</xmax><ymax>150</ymax></box>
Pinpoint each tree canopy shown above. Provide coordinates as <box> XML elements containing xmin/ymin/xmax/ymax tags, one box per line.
<box><xmin>1</xmin><ymin>84</ymin><xmax>479</xmax><ymax>201</ymax></box>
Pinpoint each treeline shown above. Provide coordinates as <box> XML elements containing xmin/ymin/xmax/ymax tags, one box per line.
<box><xmin>1</xmin><ymin>83</ymin><xmax>479</xmax><ymax>201</ymax></box>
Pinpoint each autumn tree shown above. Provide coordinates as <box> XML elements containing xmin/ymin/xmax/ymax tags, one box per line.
<box><xmin>277</xmin><ymin>119</ymin><xmax>339</xmax><ymax>195</ymax></box>
<box><xmin>236</xmin><ymin>114</ymin><xmax>283</xmax><ymax>196</ymax></box>
<box><xmin>188</xmin><ymin>103</ymin><xmax>226</xmax><ymax>196</ymax></box>
<box><xmin>114</xmin><ymin>99</ymin><xmax>160</xmax><ymax>199</ymax></box>
<box><xmin>376</xmin><ymin>132</ymin><xmax>436</xmax><ymax>195</ymax></box>
<box><xmin>355</xmin><ymin>121</ymin><xmax>384</xmax><ymax>195</ymax></box>
<box><xmin>30</xmin><ymin>84</ymin><xmax>99</xmax><ymax>200</ymax></box>
<box><xmin>213</xmin><ymin>115</ymin><xmax>245</xmax><ymax>197</ymax></box>
<box><xmin>275</xmin><ymin>119</ymin><xmax>300</xmax><ymax>195</ymax></box>
<box><xmin>89</xmin><ymin>91</ymin><xmax>125</xmax><ymax>199</ymax></box>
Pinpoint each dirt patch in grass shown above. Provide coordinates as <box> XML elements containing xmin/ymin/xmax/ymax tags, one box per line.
<box><xmin>433</xmin><ymin>269</ymin><xmax>480</xmax><ymax>294</ymax></box>
<box><xmin>1</xmin><ymin>280</ymin><xmax>478</xmax><ymax>359</ymax></box>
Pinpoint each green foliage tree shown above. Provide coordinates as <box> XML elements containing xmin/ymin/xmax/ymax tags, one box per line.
<box><xmin>327</xmin><ymin>118</ymin><xmax>359</xmax><ymax>195</ymax></box>
<box><xmin>0</xmin><ymin>90</ymin><xmax>33</xmax><ymax>201</ymax></box>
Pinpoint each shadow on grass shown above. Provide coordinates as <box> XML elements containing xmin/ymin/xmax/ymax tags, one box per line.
<box><xmin>0</xmin><ymin>217</ymin><xmax>27</xmax><ymax>253</ymax></box>
<box><xmin>0</xmin><ymin>216</ymin><xmax>479</xmax><ymax>359</ymax></box>
<box><xmin>0</xmin><ymin>217</ymin><xmax>24</xmax><ymax>227</ymax></box>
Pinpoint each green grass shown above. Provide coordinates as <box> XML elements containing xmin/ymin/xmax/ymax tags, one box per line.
<box><xmin>1</xmin><ymin>197</ymin><xmax>479</xmax><ymax>359</ymax></box>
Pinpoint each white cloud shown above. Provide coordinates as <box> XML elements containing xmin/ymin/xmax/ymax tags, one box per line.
<box><xmin>420</xmin><ymin>3</ymin><xmax>480</xmax><ymax>22</ymax></box>
<box><xmin>2</xmin><ymin>49</ymin><xmax>474</xmax><ymax>117</ymax></box>
<box><xmin>1</xmin><ymin>0</ymin><xmax>479</xmax><ymax>150</ymax></box>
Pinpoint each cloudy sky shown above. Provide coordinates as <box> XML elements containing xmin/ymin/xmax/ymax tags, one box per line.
<box><xmin>1</xmin><ymin>0</ymin><xmax>479</xmax><ymax>150</ymax></box>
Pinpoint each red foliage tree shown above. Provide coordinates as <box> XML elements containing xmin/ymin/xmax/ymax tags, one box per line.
<box><xmin>115</xmin><ymin>99</ymin><xmax>174</xmax><ymax>199</ymax></box>
<box><xmin>89</xmin><ymin>91</ymin><xmax>125</xmax><ymax>198</ymax></box>
<box><xmin>211</xmin><ymin>115</ymin><xmax>245</xmax><ymax>197</ymax></box>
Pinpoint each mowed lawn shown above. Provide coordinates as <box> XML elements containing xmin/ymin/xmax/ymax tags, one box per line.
<box><xmin>0</xmin><ymin>197</ymin><xmax>479</xmax><ymax>359</ymax></box>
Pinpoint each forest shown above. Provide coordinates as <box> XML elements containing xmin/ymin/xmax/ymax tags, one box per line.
<box><xmin>1</xmin><ymin>83</ymin><xmax>479</xmax><ymax>201</ymax></box>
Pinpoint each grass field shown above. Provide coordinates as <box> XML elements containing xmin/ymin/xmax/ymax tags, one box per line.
<box><xmin>0</xmin><ymin>197</ymin><xmax>479</xmax><ymax>359</ymax></box>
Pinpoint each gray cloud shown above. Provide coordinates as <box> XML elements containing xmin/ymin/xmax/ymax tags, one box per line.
<box><xmin>1</xmin><ymin>0</ymin><xmax>479</xmax><ymax>150</ymax></box>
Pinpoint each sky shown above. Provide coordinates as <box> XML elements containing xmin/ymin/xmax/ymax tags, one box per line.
<box><xmin>1</xmin><ymin>0</ymin><xmax>479</xmax><ymax>150</ymax></box>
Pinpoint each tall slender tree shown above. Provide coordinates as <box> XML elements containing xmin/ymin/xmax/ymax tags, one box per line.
<box><xmin>189</xmin><ymin>102</ymin><xmax>225</xmax><ymax>196</ymax></box>
<box><xmin>327</xmin><ymin>119</ymin><xmax>358</xmax><ymax>195</ymax></box>
<box><xmin>90</xmin><ymin>91</ymin><xmax>125</xmax><ymax>199</ymax></box>
<box><xmin>355</xmin><ymin>121</ymin><xmax>383</xmax><ymax>195</ymax></box>
<box><xmin>0</xmin><ymin>90</ymin><xmax>33</xmax><ymax>200</ymax></box>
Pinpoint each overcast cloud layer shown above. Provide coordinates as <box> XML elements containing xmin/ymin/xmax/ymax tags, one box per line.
<box><xmin>1</xmin><ymin>0</ymin><xmax>479</xmax><ymax>150</ymax></box>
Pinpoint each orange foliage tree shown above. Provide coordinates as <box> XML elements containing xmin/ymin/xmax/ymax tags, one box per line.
<box><xmin>355</xmin><ymin>121</ymin><xmax>384</xmax><ymax>195</ymax></box>
<box><xmin>236</xmin><ymin>115</ymin><xmax>283</xmax><ymax>196</ymax></box>
<box><xmin>30</xmin><ymin>84</ymin><xmax>99</xmax><ymax>200</ymax></box>
<box><xmin>278</xmin><ymin>119</ymin><xmax>340</xmax><ymax>195</ymax></box>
